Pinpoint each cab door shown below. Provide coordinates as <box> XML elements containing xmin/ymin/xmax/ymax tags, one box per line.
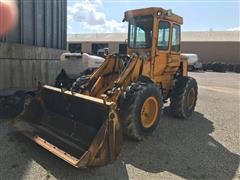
<box><xmin>153</xmin><ymin>20</ymin><xmax>181</xmax><ymax>97</ymax></box>
<box><xmin>153</xmin><ymin>20</ymin><xmax>171</xmax><ymax>77</ymax></box>
<box><xmin>168</xmin><ymin>23</ymin><xmax>181</xmax><ymax>69</ymax></box>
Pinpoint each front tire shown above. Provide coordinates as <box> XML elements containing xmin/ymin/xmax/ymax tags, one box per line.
<box><xmin>170</xmin><ymin>77</ymin><xmax>198</xmax><ymax>119</ymax></box>
<box><xmin>120</xmin><ymin>82</ymin><xmax>163</xmax><ymax>140</ymax></box>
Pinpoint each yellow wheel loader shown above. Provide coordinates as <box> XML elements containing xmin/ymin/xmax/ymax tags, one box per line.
<box><xmin>13</xmin><ymin>7</ymin><xmax>198</xmax><ymax>168</ymax></box>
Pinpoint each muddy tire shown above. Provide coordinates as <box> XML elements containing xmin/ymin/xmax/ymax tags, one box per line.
<box><xmin>206</xmin><ymin>63</ymin><xmax>212</xmax><ymax>71</ymax></box>
<box><xmin>119</xmin><ymin>82</ymin><xmax>163</xmax><ymax>141</ymax></box>
<box><xmin>71</xmin><ymin>75</ymin><xmax>91</xmax><ymax>92</ymax></box>
<box><xmin>170</xmin><ymin>77</ymin><xmax>198</xmax><ymax>119</ymax></box>
<box><xmin>202</xmin><ymin>64</ymin><xmax>208</xmax><ymax>71</ymax></box>
<box><xmin>234</xmin><ymin>64</ymin><xmax>240</xmax><ymax>73</ymax></box>
<box><xmin>227</xmin><ymin>64</ymin><xmax>234</xmax><ymax>72</ymax></box>
<box><xmin>212</xmin><ymin>63</ymin><xmax>227</xmax><ymax>72</ymax></box>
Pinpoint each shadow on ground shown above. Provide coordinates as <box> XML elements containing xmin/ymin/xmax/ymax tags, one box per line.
<box><xmin>1</xmin><ymin>111</ymin><xmax>239</xmax><ymax>179</ymax></box>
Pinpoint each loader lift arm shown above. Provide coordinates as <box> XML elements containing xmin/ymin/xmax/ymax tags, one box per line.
<box><xmin>72</xmin><ymin>53</ymin><xmax>146</xmax><ymax>102</ymax></box>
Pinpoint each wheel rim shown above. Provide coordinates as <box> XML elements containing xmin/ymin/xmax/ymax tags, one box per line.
<box><xmin>187</xmin><ymin>88</ymin><xmax>196</xmax><ymax>110</ymax></box>
<box><xmin>140</xmin><ymin>96</ymin><xmax>159</xmax><ymax>128</ymax></box>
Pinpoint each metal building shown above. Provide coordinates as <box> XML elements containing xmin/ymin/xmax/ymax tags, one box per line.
<box><xmin>0</xmin><ymin>0</ymin><xmax>67</xmax><ymax>49</ymax></box>
<box><xmin>67</xmin><ymin>31</ymin><xmax>240</xmax><ymax>64</ymax></box>
<box><xmin>0</xmin><ymin>0</ymin><xmax>67</xmax><ymax>89</ymax></box>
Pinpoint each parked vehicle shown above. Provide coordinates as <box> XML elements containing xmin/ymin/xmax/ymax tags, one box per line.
<box><xmin>97</xmin><ymin>48</ymin><xmax>109</xmax><ymax>58</ymax></box>
<box><xmin>55</xmin><ymin>53</ymin><xmax>105</xmax><ymax>88</ymax></box>
<box><xmin>181</xmin><ymin>53</ymin><xmax>202</xmax><ymax>71</ymax></box>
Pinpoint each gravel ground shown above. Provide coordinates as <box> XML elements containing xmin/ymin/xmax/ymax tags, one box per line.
<box><xmin>0</xmin><ymin>72</ymin><xmax>239</xmax><ymax>180</ymax></box>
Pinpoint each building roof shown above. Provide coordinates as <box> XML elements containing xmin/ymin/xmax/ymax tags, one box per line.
<box><xmin>182</xmin><ymin>31</ymin><xmax>239</xmax><ymax>42</ymax></box>
<box><xmin>67</xmin><ymin>31</ymin><xmax>240</xmax><ymax>43</ymax></box>
<box><xmin>68</xmin><ymin>33</ymin><xmax>127</xmax><ymax>43</ymax></box>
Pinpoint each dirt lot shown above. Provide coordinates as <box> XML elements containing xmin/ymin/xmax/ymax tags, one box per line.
<box><xmin>0</xmin><ymin>72</ymin><xmax>239</xmax><ymax>180</ymax></box>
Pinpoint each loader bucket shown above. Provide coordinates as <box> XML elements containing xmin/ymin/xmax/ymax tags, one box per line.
<box><xmin>13</xmin><ymin>85</ymin><xmax>122</xmax><ymax>168</ymax></box>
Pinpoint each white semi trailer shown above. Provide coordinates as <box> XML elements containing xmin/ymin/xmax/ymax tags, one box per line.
<box><xmin>60</xmin><ymin>53</ymin><xmax>105</xmax><ymax>76</ymax></box>
<box><xmin>55</xmin><ymin>53</ymin><xmax>105</xmax><ymax>89</ymax></box>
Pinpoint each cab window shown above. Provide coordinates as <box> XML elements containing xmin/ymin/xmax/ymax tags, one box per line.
<box><xmin>171</xmin><ymin>24</ymin><xmax>180</xmax><ymax>52</ymax></box>
<box><xmin>157</xmin><ymin>21</ymin><xmax>170</xmax><ymax>50</ymax></box>
<box><xmin>128</xmin><ymin>16</ymin><xmax>153</xmax><ymax>49</ymax></box>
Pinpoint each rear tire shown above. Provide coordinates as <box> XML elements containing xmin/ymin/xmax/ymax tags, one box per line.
<box><xmin>234</xmin><ymin>64</ymin><xmax>240</xmax><ymax>73</ymax></box>
<box><xmin>170</xmin><ymin>76</ymin><xmax>198</xmax><ymax>119</ymax></box>
<box><xmin>212</xmin><ymin>63</ymin><xmax>227</xmax><ymax>72</ymax></box>
<box><xmin>206</xmin><ymin>63</ymin><xmax>212</xmax><ymax>71</ymax></box>
<box><xmin>228</xmin><ymin>64</ymin><xmax>234</xmax><ymax>72</ymax></box>
<box><xmin>120</xmin><ymin>82</ymin><xmax>163</xmax><ymax>140</ymax></box>
<box><xmin>202</xmin><ymin>64</ymin><xmax>207</xmax><ymax>71</ymax></box>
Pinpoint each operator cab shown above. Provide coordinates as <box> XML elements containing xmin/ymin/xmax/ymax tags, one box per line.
<box><xmin>123</xmin><ymin>7</ymin><xmax>183</xmax><ymax>56</ymax></box>
<box><xmin>123</xmin><ymin>7</ymin><xmax>184</xmax><ymax>95</ymax></box>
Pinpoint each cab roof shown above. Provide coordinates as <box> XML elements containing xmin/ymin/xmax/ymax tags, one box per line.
<box><xmin>124</xmin><ymin>7</ymin><xmax>183</xmax><ymax>25</ymax></box>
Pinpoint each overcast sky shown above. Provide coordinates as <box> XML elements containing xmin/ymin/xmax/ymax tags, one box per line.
<box><xmin>67</xmin><ymin>0</ymin><xmax>240</xmax><ymax>34</ymax></box>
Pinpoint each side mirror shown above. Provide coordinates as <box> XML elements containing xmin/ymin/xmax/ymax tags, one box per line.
<box><xmin>125</xmin><ymin>39</ymin><xmax>128</xmax><ymax>43</ymax></box>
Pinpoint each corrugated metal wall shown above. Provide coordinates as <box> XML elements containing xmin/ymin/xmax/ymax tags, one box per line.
<box><xmin>0</xmin><ymin>43</ymin><xmax>66</xmax><ymax>89</ymax></box>
<box><xmin>0</xmin><ymin>0</ymin><xmax>67</xmax><ymax>49</ymax></box>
